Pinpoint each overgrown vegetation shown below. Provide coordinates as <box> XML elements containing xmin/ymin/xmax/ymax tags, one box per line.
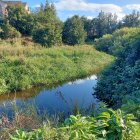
<box><xmin>0</xmin><ymin>1</ymin><xmax>140</xmax><ymax>46</ymax></box>
<box><xmin>95</xmin><ymin>28</ymin><xmax>140</xmax><ymax>119</ymax></box>
<box><xmin>0</xmin><ymin>0</ymin><xmax>140</xmax><ymax>139</ymax></box>
<box><xmin>1</xmin><ymin>105</ymin><xmax>140</xmax><ymax>140</ymax></box>
<box><xmin>94</xmin><ymin>27</ymin><xmax>140</xmax><ymax>55</ymax></box>
<box><xmin>0</xmin><ymin>39</ymin><xmax>113</xmax><ymax>94</ymax></box>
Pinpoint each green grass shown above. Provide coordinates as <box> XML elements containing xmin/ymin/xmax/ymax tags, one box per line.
<box><xmin>0</xmin><ymin>40</ymin><xmax>114</xmax><ymax>94</ymax></box>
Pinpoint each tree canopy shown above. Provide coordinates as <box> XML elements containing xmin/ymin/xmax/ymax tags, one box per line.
<box><xmin>0</xmin><ymin>1</ymin><xmax>140</xmax><ymax>46</ymax></box>
<box><xmin>62</xmin><ymin>15</ymin><xmax>86</xmax><ymax>45</ymax></box>
<box><xmin>32</xmin><ymin>1</ymin><xmax>62</xmax><ymax>47</ymax></box>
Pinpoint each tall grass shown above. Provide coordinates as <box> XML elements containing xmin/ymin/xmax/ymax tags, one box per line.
<box><xmin>0</xmin><ymin>38</ymin><xmax>114</xmax><ymax>94</ymax></box>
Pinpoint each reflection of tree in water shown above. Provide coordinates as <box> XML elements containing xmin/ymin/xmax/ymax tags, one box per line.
<box><xmin>0</xmin><ymin>81</ymin><xmax>65</xmax><ymax>103</ymax></box>
<box><xmin>55</xmin><ymin>91</ymin><xmax>96</xmax><ymax>116</ymax></box>
<box><xmin>55</xmin><ymin>91</ymin><xmax>68</xmax><ymax>105</ymax></box>
<box><xmin>0</xmin><ymin>87</ymin><xmax>42</xmax><ymax>102</ymax></box>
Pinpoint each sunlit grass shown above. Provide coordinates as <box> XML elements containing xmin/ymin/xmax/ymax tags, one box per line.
<box><xmin>0</xmin><ymin>39</ymin><xmax>114</xmax><ymax>94</ymax></box>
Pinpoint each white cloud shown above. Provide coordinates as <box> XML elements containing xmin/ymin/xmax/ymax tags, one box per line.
<box><xmin>54</xmin><ymin>0</ymin><xmax>125</xmax><ymax>20</ymax></box>
<box><xmin>87</xmin><ymin>16</ymin><xmax>94</xmax><ymax>20</ymax></box>
<box><xmin>125</xmin><ymin>4</ymin><xmax>140</xmax><ymax>11</ymax></box>
<box><xmin>55</xmin><ymin>0</ymin><xmax>123</xmax><ymax>13</ymax></box>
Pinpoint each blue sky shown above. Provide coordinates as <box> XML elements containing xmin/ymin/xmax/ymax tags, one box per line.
<box><xmin>23</xmin><ymin>0</ymin><xmax>140</xmax><ymax>21</ymax></box>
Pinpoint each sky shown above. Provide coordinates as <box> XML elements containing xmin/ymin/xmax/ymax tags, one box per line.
<box><xmin>23</xmin><ymin>0</ymin><xmax>140</xmax><ymax>21</ymax></box>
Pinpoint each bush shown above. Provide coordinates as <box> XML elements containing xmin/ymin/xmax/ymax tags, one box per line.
<box><xmin>94</xmin><ymin>27</ymin><xmax>140</xmax><ymax>55</ymax></box>
<box><xmin>94</xmin><ymin>34</ymin><xmax>113</xmax><ymax>53</ymax></box>
<box><xmin>32</xmin><ymin>22</ymin><xmax>62</xmax><ymax>47</ymax></box>
<box><xmin>10</xmin><ymin>109</ymin><xmax>140</xmax><ymax>140</ymax></box>
<box><xmin>95</xmin><ymin>30</ymin><xmax>140</xmax><ymax>109</ymax></box>
<box><xmin>32</xmin><ymin>26</ymin><xmax>54</xmax><ymax>47</ymax></box>
<box><xmin>32</xmin><ymin>2</ymin><xmax>62</xmax><ymax>47</ymax></box>
<box><xmin>0</xmin><ymin>23</ymin><xmax>21</xmax><ymax>39</ymax></box>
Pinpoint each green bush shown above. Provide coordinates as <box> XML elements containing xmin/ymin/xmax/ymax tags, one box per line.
<box><xmin>32</xmin><ymin>24</ymin><xmax>62</xmax><ymax>47</ymax></box>
<box><xmin>94</xmin><ymin>27</ymin><xmax>140</xmax><ymax>55</ymax></box>
<box><xmin>95</xmin><ymin>29</ymin><xmax>140</xmax><ymax>110</ymax></box>
<box><xmin>10</xmin><ymin>109</ymin><xmax>140</xmax><ymax>140</ymax></box>
<box><xmin>32</xmin><ymin>1</ymin><xmax>62</xmax><ymax>47</ymax></box>
<box><xmin>6</xmin><ymin>5</ymin><xmax>34</xmax><ymax>36</ymax></box>
<box><xmin>0</xmin><ymin>23</ymin><xmax>21</xmax><ymax>39</ymax></box>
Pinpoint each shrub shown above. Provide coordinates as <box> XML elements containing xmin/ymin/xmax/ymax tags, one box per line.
<box><xmin>94</xmin><ymin>27</ymin><xmax>140</xmax><ymax>55</ymax></box>
<box><xmin>0</xmin><ymin>23</ymin><xmax>21</xmax><ymax>39</ymax></box>
<box><xmin>32</xmin><ymin>24</ymin><xmax>62</xmax><ymax>47</ymax></box>
<box><xmin>94</xmin><ymin>34</ymin><xmax>113</xmax><ymax>53</ymax></box>
<box><xmin>9</xmin><ymin>109</ymin><xmax>140</xmax><ymax>140</ymax></box>
<box><xmin>95</xmin><ymin>30</ymin><xmax>140</xmax><ymax>109</ymax></box>
<box><xmin>32</xmin><ymin>1</ymin><xmax>62</xmax><ymax>47</ymax></box>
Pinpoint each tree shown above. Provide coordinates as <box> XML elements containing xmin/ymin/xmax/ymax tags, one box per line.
<box><xmin>32</xmin><ymin>1</ymin><xmax>62</xmax><ymax>47</ymax></box>
<box><xmin>95</xmin><ymin>11</ymin><xmax>118</xmax><ymax>38</ymax></box>
<box><xmin>62</xmin><ymin>15</ymin><xmax>86</xmax><ymax>45</ymax></box>
<box><xmin>81</xmin><ymin>17</ymin><xmax>97</xmax><ymax>41</ymax></box>
<box><xmin>122</xmin><ymin>11</ymin><xmax>140</xmax><ymax>28</ymax></box>
<box><xmin>6</xmin><ymin>5</ymin><xmax>34</xmax><ymax>36</ymax></box>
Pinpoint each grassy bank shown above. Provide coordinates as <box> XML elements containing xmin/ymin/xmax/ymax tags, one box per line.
<box><xmin>0</xmin><ymin>39</ymin><xmax>114</xmax><ymax>94</ymax></box>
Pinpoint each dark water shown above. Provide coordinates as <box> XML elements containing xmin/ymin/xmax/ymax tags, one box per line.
<box><xmin>0</xmin><ymin>75</ymin><xmax>98</xmax><ymax>117</ymax></box>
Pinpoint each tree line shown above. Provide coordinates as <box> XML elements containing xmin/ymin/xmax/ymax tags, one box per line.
<box><xmin>0</xmin><ymin>0</ymin><xmax>140</xmax><ymax>47</ymax></box>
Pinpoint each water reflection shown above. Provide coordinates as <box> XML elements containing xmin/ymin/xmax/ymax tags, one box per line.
<box><xmin>0</xmin><ymin>75</ymin><xmax>98</xmax><ymax>117</ymax></box>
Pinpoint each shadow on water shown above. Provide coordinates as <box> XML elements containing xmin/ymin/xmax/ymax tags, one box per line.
<box><xmin>0</xmin><ymin>75</ymin><xmax>99</xmax><ymax>118</ymax></box>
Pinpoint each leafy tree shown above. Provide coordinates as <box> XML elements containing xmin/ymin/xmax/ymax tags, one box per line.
<box><xmin>6</xmin><ymin>5</ymin><xmax>34</xmax><ymax>36</ymax></box>
<box><xmin>62</xmin><ymin>15</ymin><xmax>86</xmax><ymax>45</ymax></box>
<box><xmin>32</xmin><ymin>1</ymin><xmax>62</xmax><ymax>47</ymax></box>
<box><xmin>81</xmin><ymin>17</ymin><xmax>97</xmax><ymax>41</ymax></box>
<box><xmin>122</xmin><ymin>11</ymin><xmax>140</xmax><ymax>28</ymax></box>
<box><xmin>95</xmin><ymin>11</ymin><xmax>118</xmax><ymax>37</ymax></box>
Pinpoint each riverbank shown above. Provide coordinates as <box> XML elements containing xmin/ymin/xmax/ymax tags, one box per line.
<box><xmin>1</xmin><ymin>103</ymin><xmax>139</xmax><ymax>140</ymax></box>
<box><xmin>0</xmin><ymin>41</ymin><xmax>114</xmax><ymax>94</ymax></box>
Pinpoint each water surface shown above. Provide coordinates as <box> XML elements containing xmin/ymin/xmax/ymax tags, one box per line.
<box><xmin>0</xmin><ymin>75</ymin><xmax>98</xmax><ymax>117</ymax></box>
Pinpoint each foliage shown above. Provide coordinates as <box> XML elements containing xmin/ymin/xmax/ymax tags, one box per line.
<box><xmin>80</xmin><ymin>11</ymin><xmax>140</xmax><ymax>42</ymax></box>
<box><xmin>94</xmin><ymin>27</ymin><xmax>140</xmax><ymax>55</ymax></box>
<box><xmin>9</xmin><ymin>108</ymin><xmax>140</xmax><ymax>140</ymax></box>
<box><xmin>6</xmin><ymin>5</ymin><xmax>34</xmax><ymax>36</ymax></box>
<box><xmin>0</xmin><ymin>5</ymin><xmax>140</xmax><ymax>45</ymax></box>
<box><xmin>32</xmin><ymin>1</ymin><xmax>62</xmax><ymax>47</ymax></box>
<box><xmin>0</xmin><ymin>42</ymin><xmax>113</xmax><ymax>94</ymax></box>
<box><xmin>0</xmin><ymin>21</ymin><xmax>21</xmax><ymax>39</ymax></box>
<box><xmin>62</xmin><ymin>15</ymin><xmax>87</xmax><ymax>45</ymax></box>
<box><xmin>95</xmin><ymin>11</ymin><xmax>118</xmax><ymax>38</ymax></box>
<box><xmin>121</xmin><ymin>11</ymin><xmax>140</xmax><ymax>28</ymax></box>
<box><xmin>95</xmin><ymin>28</ymin><xmax>140</xmax><ymax>110</ymax></box>
<box><xmin>81</xmin><ymin>12</ymin><xmax>118</xmax><ymax>41</ymax></box>
<box><xmin>81</xmin><ymin>16</ymin><xmax>96</xmax><ymax>42</ymax></box>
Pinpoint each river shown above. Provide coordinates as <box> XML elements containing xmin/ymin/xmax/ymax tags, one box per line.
<box><xmin>0</xmin><ymin>75</ymin><xmax>99</xmax><ymax>118</ymax></box>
